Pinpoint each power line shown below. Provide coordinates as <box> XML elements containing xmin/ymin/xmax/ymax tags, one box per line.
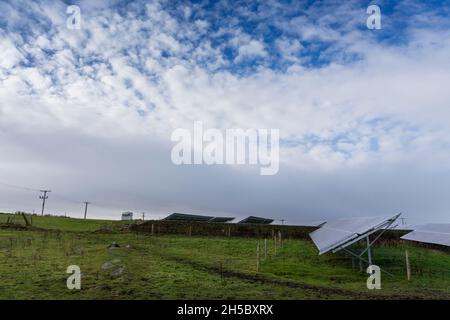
<box><xmin>0</xmin><ymin>180</ymin><xmax>157</xmax><ymax>219</ymax></box>
<box><xmin>0</xmin><ymin>181</ymin><xmax>41</xmax><ymax>192</ymax></box>
<box><xmin>51</xmin><ymin>192</ymin><xmax>84</xmax><ymax>204</ymax></box>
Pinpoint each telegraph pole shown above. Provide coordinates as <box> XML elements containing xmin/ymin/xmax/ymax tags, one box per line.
<box><xmin>83</xmin><ymin>201</ymin><xmax>90</xmax><ymax>220</ymax></box>
<box><xmin>142</xmin><ymin>212</ymin><xmax>145</xmax><ymax>221</ymax></box>
<box><xmin>39</xmin><ymin>190</ymin><xmax>51</xmax><ymax>216</ymax></box>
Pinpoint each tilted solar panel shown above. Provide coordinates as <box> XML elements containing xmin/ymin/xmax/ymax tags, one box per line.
<box><xmin>238</xmin><ymin>216</ymin><xmax>274</xmax><ymax>224</ymax></box>
<box><xmin>309</xmin><ymin>214</ymin><xmax>401</xmax><ymax>255</ymax></box>
<box><xmin>208</xmin><ymin>217</ymin><xmax>235</xmax><ymax>223</ymax></box>
<box><xmin>401</xmin><ymin>224</ymin><xmax>450</xmax><ymax>247</ymax></box>
<box><xmin>163</xmin><ymin>213</ymin><xmax>214</xmax><ymax>222</ymax></box>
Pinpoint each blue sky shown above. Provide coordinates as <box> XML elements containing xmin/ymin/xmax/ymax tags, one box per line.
<box><xmin>0</xmin><ymin>0</ymin><xmax>450</xmax><ymax>224</ymax></box>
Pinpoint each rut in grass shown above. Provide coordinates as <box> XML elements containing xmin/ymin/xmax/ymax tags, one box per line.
<box><xmin>152</xmin><ymin>251</ymin><xmax>410</xmax><ymax>300</ymax></box>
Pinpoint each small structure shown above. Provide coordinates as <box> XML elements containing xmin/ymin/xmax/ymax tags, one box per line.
<box><xmin>238</xmin><ymin>216</ymin><xmax>274</xmax><ymax>224</ymax></box>
<box><xmin>121</xmin><ymin>211</ymin><xmax>133</xmax><ymax>221</ymax></box>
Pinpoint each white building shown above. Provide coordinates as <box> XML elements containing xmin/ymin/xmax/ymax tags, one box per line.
<box><xmin>121</xmin><ymin>211</ymin><xmax>133</xmax><ymax>221</ymax></box>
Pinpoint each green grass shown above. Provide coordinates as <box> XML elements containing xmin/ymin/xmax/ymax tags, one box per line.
<box><xmin>0</xmin><ymin>212</ymin><xmax>127</xmax><ymax>232</ymax></box>
<box><xmin>0</xmin><ymin>213</ymin><xmax>449</xmax><ymax>300</ymax></box>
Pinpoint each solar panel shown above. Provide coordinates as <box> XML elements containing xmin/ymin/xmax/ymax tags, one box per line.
<box><xmin>163</xmin><ymin>213</ymin><xmax>214</xmax><ymax>222</ymax></box>
<box><xmin>163</xmin><ymin>213</ymin><xmax>236</xmax><ymax>223</ymax></box>
<box><xmin>208</xmin><ymin>217</ymin><xmax>235</xmax><ymax>223</ymax></box>
<box><xmin>238</xmin><ymin>216</ymin><xmax>274</xmax><ymax>224</ymax></box>
<box><xmin>309</xmin><ymin>214</ymin><xmax>401</xmax><ymax>255</ymax></box>
<box><xmin>297</xmin><ymin>220</ymin><xmax>327</xmax><ymax>227</ymax></box>
<box><xmin>401</xmin><ymin>224</ymin><xmax>450</xmax><ymax>247</ymax></box>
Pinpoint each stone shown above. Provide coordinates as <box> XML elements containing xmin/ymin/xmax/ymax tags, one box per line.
<box><xmin>101</xmin><ymin>259</ymin><xmax>121</xmax><ymax>270</ymax></box>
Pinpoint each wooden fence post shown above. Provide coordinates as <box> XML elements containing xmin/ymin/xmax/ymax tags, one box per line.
<box><xmin>256</xmin><ymin>240</ymin><xmax>260</xmax><ymax>272</ymax></box>
<box><xmin>188</xmin><ymin>225</ymin><xmax>192</xmax><ymax>237</ymax></box>
<box><xmin>405</xmin><ymin>250</ymin><xmax>411</xmax><ymax>281</ymax></box>
<box><xmin>151</xmin><ymin>223</ymin><xmax>154</xmax><ymax>236</ymax></box>
<box><xmin>264</xmin><ymin>238</ymin><xmax>267</xmax><ymax>259</ymax></box>
<box><xmin>273</xmin><ymin>234</ymin><xmax>277</xmax><ymax>254</ymax></box>
<box><xmin>278</xmin><ymin>231</ymin><xmax>282</xmax><ymax>248</ymax></box>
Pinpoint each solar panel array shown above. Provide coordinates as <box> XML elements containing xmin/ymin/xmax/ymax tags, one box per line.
<box><xmin>237</xmin><ymin>216</ymin><xmax>274</xmax><ymax>224</ymax></box>
<box><xmin>208</xmin><ymin>217</ymin><xmax>236</xmax><ymax>223</ymax></box>
<box><xmin>401</xmin><ymin>223</ymin><xmax>450</xmax><ymax>247</ymax></box>
<box><xmin>309</xmin><ymin>214</ymin><xmax>400</xmax><ymax>255</ymax></box>
<box><xmin>163</xmin><ymin>213</ymin><xmax>235</xmax><ymax>223</ymax></box>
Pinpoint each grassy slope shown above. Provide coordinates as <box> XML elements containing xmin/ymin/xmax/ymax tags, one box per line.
<box><xmin>0</xmin><ymin>213</ymin><xmax>449</xmax><ymax>300</ymax></box>
<box><xmin>0</xmin><ymin>213</ymin><xmax>127</xmax><ymax>232</ymax></box>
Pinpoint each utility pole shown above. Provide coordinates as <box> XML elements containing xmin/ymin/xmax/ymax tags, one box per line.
<box><xmin>280</xmin><ymin>219</ymin><xmax>286</xmax><ymax>225</ymax></box>
<box><xmin>83</xmin><ymin>201</ymin><xmax>90</xmax><ymax>219</ymax></box>
<box><xmin>39</xmin><ymin>190</ymin><xmax>51</xmax><ymax>216</ymax></box>
<box><xmin>142</xmin><ymin>212</ymin><xmax>145</xmax><ymax>221</ymax></box>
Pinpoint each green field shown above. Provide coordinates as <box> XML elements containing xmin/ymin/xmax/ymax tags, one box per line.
<box><xmin>0</xmin><ymin>213</ymin><xmax>449</xmax><ymax>300</ymax></box>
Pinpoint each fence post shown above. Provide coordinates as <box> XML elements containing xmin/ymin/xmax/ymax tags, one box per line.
<box><xmin>256</xmin><ymin>240</ymin><xmax>260</xmax><ymax>273</ymax></box>
<box><xmin>151</xmin><ymin>223</ymin><xmax>154</xmax><ymax>236</ymax></box>
<box><xmin>405</xmin><ymin>250</ymin><xmax>411</xmax><ymax>281</ymax></box>
<box><xmin>264</xmin><ymin>238</ymin><xmax>267</xmax><ymax>259</ymax></box>
<box><xmin>273</xmin><ymin>234</ymin><xmax>277</xmax><ymax>254</ymax></box>
<box><xmin>188</xmin><ymin>225</ymin><xmax>192</xmax><ymax>237</ymax></box>
<box><xmin>278</xmin><ymin>231</ymin><xmax>282</xmax><ymax>248</ymax></box>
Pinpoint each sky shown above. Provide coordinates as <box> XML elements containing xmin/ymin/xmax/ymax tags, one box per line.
<box><xmin>0</xmin><ymin>0</ymin><xmax>450</xmax><ymax>224</ymax></box>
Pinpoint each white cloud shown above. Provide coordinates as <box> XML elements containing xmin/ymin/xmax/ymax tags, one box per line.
<box><xmin>235</xmin><ymin>39</ymin><xmax>267</xmax><ymax>61</ymax></box>
<box><xmin>0</xmin><ymin>0</ymin><xmax>449</xmax><ymax>223</ymax></box>
<box><xmin>0</xmin><ymin>36</ymin><xmax>24</xmax><ymax>69</ymax></box>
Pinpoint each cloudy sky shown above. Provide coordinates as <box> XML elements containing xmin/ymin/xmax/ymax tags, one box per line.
<box><xmin>0</xmin><ymin>0</ymin><xmax>449</xmax><ymax>224</ymax></box>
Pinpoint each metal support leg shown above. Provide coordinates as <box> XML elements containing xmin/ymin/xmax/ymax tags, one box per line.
<box><xmin>366</xmin><ymin>236</ymin><xmax>372</xmax><ymax>266</ymax></box>
<box><xmin>342</xmin><ymin>247</ymin><xmax>394</xmax><ymax>277</ymax></box>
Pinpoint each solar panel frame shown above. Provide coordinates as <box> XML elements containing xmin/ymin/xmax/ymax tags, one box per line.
<box><xmin>309</xmin><ymin>214</ymin><xmax>401</xmax><ymax>255</ymax></box>
<box><xmin>401</xmin><ymin>224</ymin><xmax>450</xmax><ymax>247</ymax></box>
<box><xmin>163</xmin><ymin>213</ymin><xmax>214</xmax><ymax>222</ymax></box>
<box><xmin>208</xmin><ymin>217</ymin><xmax>235</xmax><ymax>223</ymax></box>
<box><xmin>238</xmin><ymin>216</ymin><xmax>274</xmax><ymax>224</ymax></box>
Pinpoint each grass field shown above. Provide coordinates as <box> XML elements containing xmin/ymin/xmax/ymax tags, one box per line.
<box><xmin>0</xmin><ymin>213</ymin><xmax>449</xmax><ymax>300</ymax></box>
<box><xmin>0</xmin><ymin>213</ymin><xmax>127</xmax><ymax>232</ymax></box>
